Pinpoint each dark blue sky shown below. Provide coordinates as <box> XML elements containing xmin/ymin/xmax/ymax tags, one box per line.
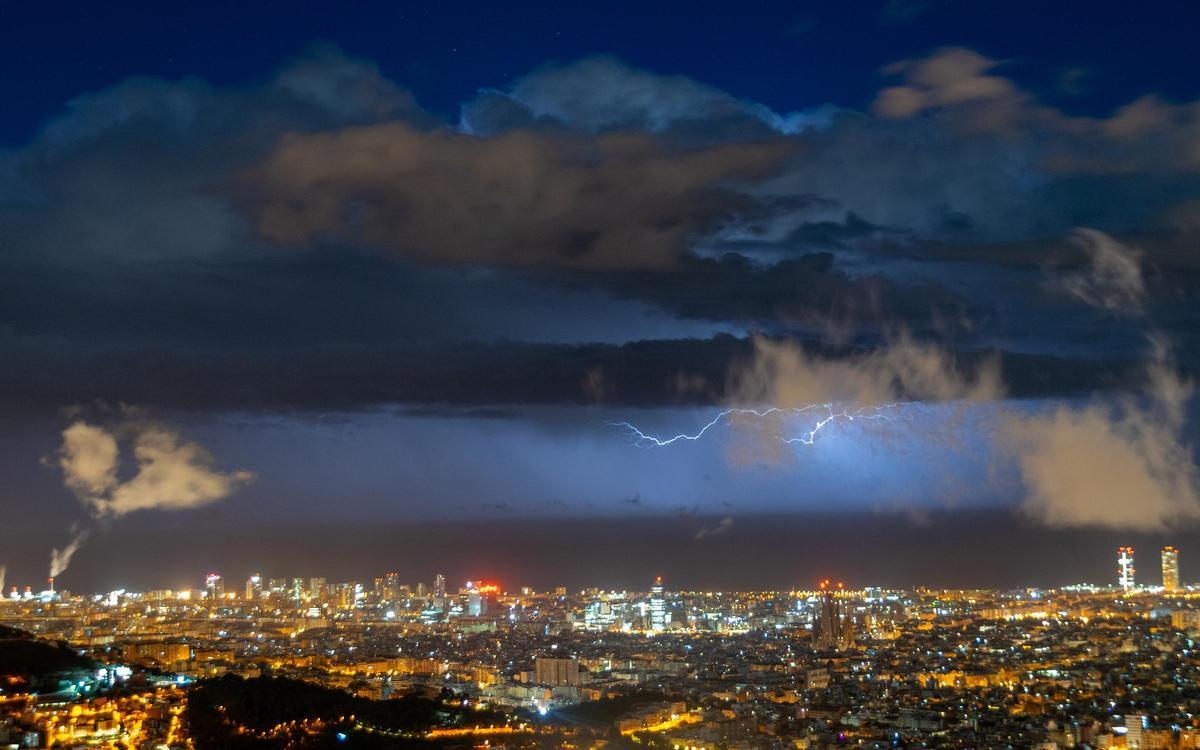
<box><xmin>5</xmin><ymin>0</ymin><xmax>1199</xmax><ymax>145</ymax></box>
<box><xmin>2</xmin><ymin>0</ymin><xmax>1200</xmax><ymax>591</ymax></box>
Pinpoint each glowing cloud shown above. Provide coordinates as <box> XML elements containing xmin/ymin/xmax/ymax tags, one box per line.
<box><xmin>731</xmin><ymin>335</ymin><xmax>1002</xmax><ymax>409</ymax></box>
<box><xmin>57</xmin><ymin>418</ymin><xmax>254</xmax><ymax>519</ymax></box>
<box><xmin>1002</xmin><ymin>349</ymin><xmax>1200</xmax><ymax>531</ymax></box>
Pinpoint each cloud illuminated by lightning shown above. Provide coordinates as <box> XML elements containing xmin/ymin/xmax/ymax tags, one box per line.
<box><xmin>611</xmin><ymin>403</ymin><xmax>909</xmax><ymax>448</ymax></box>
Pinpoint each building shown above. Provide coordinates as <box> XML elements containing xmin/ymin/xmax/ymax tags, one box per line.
<box><xmin>812</xmin><ymin>580</ymin><xmax>855</xmax><ymax>651</ymax></box>
<box><xmin>434</xmin><ymin>574</ymin><xmax>446</xmax><ymax>598</ymax></box>
<box><xmin>1171</xmin><ymin>610</ymin><xmax>1200</xmax><ymax>630</ymax></box>
<box><xmin>535</xmin><ymin>656</ymin><xmax>582</xmax><ymax>686</ymax></box>
<box><xmin>309</xmin><ymin>577</ymin><xmax>327</xmax><ymax>601</ymax></box>
<box><xmin>1125</xmin><ymin>714</ymin><xmax>1147</xmax><ymax>749</ymax></box>
<box><xmin>123</xmin><ymin>642</ymin><xmax>192</xmax><ymax>666</ymax></box>
<box><xmin>1162</xmin><ymin>547</ymin><xmax>1180</xmax><ymax>591</ymax></box>
<box><xmin>1118</xmin><ymin>547</ymin><xmax>1136</xmax><ymax>591</ymax></box>
<box><xmin>245</xmin><ymin>573</ymin><xmax>263</xmax><ymax>600</ymax></box>
<box><xmin>204</xmin><ymin>573</ymin><xmax>224</xmax><ymax>600</ymax></box>
<box><xmin>650</xmin><ymin>576</ymin><xmax>666</xmax><ymax>633</ymax></box>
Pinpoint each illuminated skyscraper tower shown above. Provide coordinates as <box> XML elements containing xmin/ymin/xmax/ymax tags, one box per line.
<box><xmin>205</xmin><ymin>573</ymin><xmax>224</xmax><ymax>600</ymax></box>
<box><xmin>1162</xmin><ymin>546</ymin><xmax>1180</xmax><ymax>591</ymax></box>
<box><xmin>649</xmin><ymin>576</ymin><xmax>666</xmax><ymax>633</ymax></box>
<box><xmin>1118</xmin><ymin>547</ymin><xmax>1136</xmax><ymax>591</ymax></box>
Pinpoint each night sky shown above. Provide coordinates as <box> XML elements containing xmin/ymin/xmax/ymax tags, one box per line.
<box><xmin>3</xmin><ymin>1</ymin><xmax>1200</xmax><ymax>592</ymax></box>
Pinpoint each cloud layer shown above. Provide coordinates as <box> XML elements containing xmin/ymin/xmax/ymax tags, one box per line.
<box><xmin>2</xmin><ymin>43</ymin><xmax>1199</xmax><ymax>540</ymax></box>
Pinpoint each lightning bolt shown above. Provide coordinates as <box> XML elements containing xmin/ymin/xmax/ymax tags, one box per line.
<box><xmin>611</xmin><ymin>403</ymin><xmax>910</xmax><ymax>448</ymax></box>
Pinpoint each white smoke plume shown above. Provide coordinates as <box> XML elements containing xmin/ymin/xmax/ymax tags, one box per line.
<box><xmin>1057</xmin><ymin>228</ymin><xmax>1146</xmax><ymax>314</ymax></box>
<box><xmin>50</xmin><ymin>412</ymin><xmax>254</xmax><ymax>578</ymax></box>
<box><xmin>50</xmin><ymin>529</ymin><xmax>90</xmax><ymax>579</ymax></box>
<box><xmin>57</xmin><ymin>417</ymin><xmax>254</xmax><ymax>518</ymax></box>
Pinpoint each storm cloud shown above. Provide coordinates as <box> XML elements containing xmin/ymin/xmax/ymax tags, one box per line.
<box><xmin>244</xmin><ymin>123</ymin><xmax>791</xmax><ymax>270</ymax></box>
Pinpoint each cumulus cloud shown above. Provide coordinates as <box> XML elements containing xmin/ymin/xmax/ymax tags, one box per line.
<box><xmin>1056</xmin><ymin>228</ymin><xmax>1145</xmax><ymax>314</ymax></box>
<box><xmin>1</xmin><ymin>45</ymin><xmax>418</xmax><ymax>268</ymax></box>
<box><xmin>714</xmin><ymin>334</ymin><xmax>1002</xmax><ymax>470</ymax></box>
<box><xmin>245</xmin><ymin>123</ymin><xmax>790</xmax><ymax>270</ymax></box>
<box><xmin>874</xmin><ymin>47</ymin><xmax>1024</xmax><ymax>122</ymax></box>
<box><xmin>730</xmin><ymin>334</ymin><xmax>1002</xmax><ymax>408</ymax></box>
<box><xmin>56</xmin><ymin>416</ymin><xmax>253</xmax><ymax>519</ymax></box>
<box><xmin>462</xmin><ymin>56</ymin><xmax>832</xmax><ymax>137</ymax></box>
<box><xmin>1000</xmin><ymin>346</ymin><xmax>1199</xmax><ymax>531</ymax></box>
<box><xmin>872</xmin><ymin>47</ymin><xmax>1200</xmax><ymax>174</ymax></box>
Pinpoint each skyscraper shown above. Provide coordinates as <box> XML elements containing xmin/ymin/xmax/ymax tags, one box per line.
<box><xmin>1162</xmin><ymin>546</ymin><xmax>1180</xmax><ymax>591</ymax></box>
<box><xmin>1118</xmin><ymin>547</ymin><xmax>1136</xmax><ymax>591</ymax></box>
<box><xmin>649</xmin><ymin>576</ymin><xmax>666</xmax><ymax>633</ymax></box>
<box><xmin>245</xmin><ymin>573</ymin><xmax>263</xmax><ymax>600</ymax></box>
<box><xmin>205</xmin><ymin>573</ymin><xmax>224</xmax><ymax>600</ymax></box>
<box><xmin>434</xmin><ymin>574</ymin><xmax>446</xmax><ymax>598</ymax></box>
<box><xmin>467</xmin><ymin>583</ymin><xmax>482</xmax><ymax>616</ymax></box>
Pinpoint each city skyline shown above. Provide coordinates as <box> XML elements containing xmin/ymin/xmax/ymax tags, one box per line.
<box><xmin>4</xmin><ymin>539</ymin><xmax>1195</xmax><ymax>599</ymax></box>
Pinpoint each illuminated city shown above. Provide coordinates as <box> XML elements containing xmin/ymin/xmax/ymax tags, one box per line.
<box><xmin>4</xmin><ymin>554</ymin><xmax>1200</xmax><ymax>747</ymax></box>
<box><xmin>4</xmin><ymin>1</ymin><xmax>1200</xmax><ymax>748</ymax></box>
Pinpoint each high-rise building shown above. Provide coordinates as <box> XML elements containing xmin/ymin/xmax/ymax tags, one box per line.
<box><xmin>245</xmin><ymin>573</ymin><xmax>263</xmax><ymax>600</ymax></box>
<box><xmin>1162</xmin><ymin>546</ymin><xmax>1180</xmax><ymax>591</ymax></box>
<box><xmin>1118</xmin><ymin>547</ymin><xmax>1136</xmax><ymax>591</ymax></box>
<box><xmin>383</xmin><ymin>572</ymin><xmax>401</xmax><ymax>602</ymax></box>
<box><xmin>434</xmin><ymin>574</ymin><xmax>446</xmax><ymax>598</ymax></box>
<box><xmin>308</xmin><ymin>577</ymin><xmax>327</xmax><ymax>602</ymax></box>
<box><xmin>205</xmin><ymin>573</ymin><xmax>224</xmax><ymax>600</ymax></box>
<box><xmin>649</xmin><ymin>576</ymin><xmax>666</xmax><ymax>633</ymax></box>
